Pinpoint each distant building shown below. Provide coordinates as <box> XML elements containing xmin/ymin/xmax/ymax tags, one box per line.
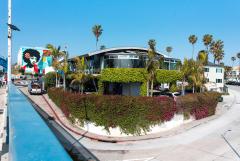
<box><xmin>17</xmin><ymin>47</ymin><xmax>54</xmax><ymax>75</ymax></box>
<box><xmin>204</xmin><ymin>62</ymin><xmax>224</xmax><ymax>92</ymax></box>
<box><xmin>229</xmin><ymin>66</ymin><xmax>240</xmax><ymax>81</ymax></box>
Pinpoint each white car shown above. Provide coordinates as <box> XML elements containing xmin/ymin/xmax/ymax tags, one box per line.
<box><xmin>28</xmin><ymin>81</ymin><xmax>42</xmax><ymax>95</ymax></box>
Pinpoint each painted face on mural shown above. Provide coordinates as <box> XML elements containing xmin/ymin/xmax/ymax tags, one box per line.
<box><xmin>22</xmin><ymin>49</ymin><xmax>41</xmax><ymax>68</ymax></box>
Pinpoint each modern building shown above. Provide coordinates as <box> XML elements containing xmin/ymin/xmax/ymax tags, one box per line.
<box><xmin>69</xmin><ymin>47</ymin><xmax>181</xmax><ymax>96</ymax></box>
<box><xmin>204</xmin><ymin>62</ymin><xmax>225</xmax><ymax>92</ymax></box>
<box><xmin>69</xmin><ymin>47</ymin><xmax>180</xmax><ymax>74</ymax></box>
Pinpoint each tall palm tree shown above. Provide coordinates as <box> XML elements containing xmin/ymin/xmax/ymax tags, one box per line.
<box><xmin>166</xmin><ymin>46</ymin><xmax>172</xmax><ymax>70</ymax></box>
<box><xmin>210</xmin><ymin>40</ymin><xmax>224</xmax><ymax>64</ymax></box>
<box><xmin>100</xmin><ymin>45</ymin><xmax>106</xmax><ymax>50</ymax></box>
<box><xmin>46</xmin><ymin>44</ymin><xmax>65</xmax><ymax>88</ymax></box>
<box><xmin>202</xmin><ymin>34</ymin><xmax>213</xmax><ymax>55</ymax></box>
<box><xmin>237</xmin><ymin>53</ymin><xmax>240</xmax><ymax>79</ymax></box>
<box><xmin>92</xmin><ymin>25</ymin><xmax>103</xmax><ymax>50</ymax></box>
<box><xmin>188</xmin><ymin>35</ymin><xmax>198</xmax><ymax>59</ymax></box>
<box><xmin>146</xmin><ymin>39</ymin><xmax>158</xmax><ymax>97</ymax></box>
<box><xmin>231</xmin><ymin>56</ymin><xmax>236</xmax><ymax>68</ymax></box>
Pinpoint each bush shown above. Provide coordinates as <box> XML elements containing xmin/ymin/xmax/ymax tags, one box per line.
<box><xmin>48</xmin><ymin>88</ymin><xmax>175</xmax><ymax>135</ymax></box>
<box><xmin>44</xmin><ymin>72</ymin><xmax>56</xmax><ymax>90</ymax></box>
<box><xmin>177</xmin><ymin>92</ymin><xmax>220</xmax><ymax>120</ymax></box>
<box><xmin>48</xmin><ymin>88</ymin><xmax>220</xmax><ymax>135</ymax></box>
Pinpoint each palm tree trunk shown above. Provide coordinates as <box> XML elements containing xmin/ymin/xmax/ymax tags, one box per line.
<box><xmin>55</xmin><ymin>72</ymin><xmax>58</xmax><ymax>87</ymax></box>
<box><xmin>81</xmin><ymin>84</ymin><xmax>84</xmax><ymax>94</ymax></box>
<box><xmin>182</xmin><ymin>78</ymin><xmax>185</xmax><ymax>95</ymax></box>
<box><xmin>96</xmin><ymin>39</ymin><xmax>98</xmax><ymax>50</ymax></box>
<box><xmin>146</xmin><ymin>81</ymin><xmax>149</xmax><ymax>96</ymax></box>
<box><xmin>192</xmin><ymin>45</ymin><xmax>194</xmax><ymax>59</ymax></box>
<box><xmin>92</xmin><ymin>79</ymin><xmax>98</xmax><ymax>92</ymax></box>
<box><xmin>151</xmin><ymin>79</ymin><xmax>153</xmax><ymax>97</ymax></box>
<box><xmin>63</xmin><ymin>74</ymin><xmax>66</xmax><ymax>91</ymax></box>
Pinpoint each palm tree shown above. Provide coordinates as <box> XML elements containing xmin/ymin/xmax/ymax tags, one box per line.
<box><xmin>210</xmin><ymin>40</ymin><xmax>224</xmax><ymax>64</ymax></box>
<box><xmin>197</xmin><ymin>50</ymin><xmax>208</xmax><ymax>65</ymax></box>
<box><xmin>92</xmin><ymin>25</ymin><xmax>103</xmax><ymax>50</ymax></box>
<box><xmin>146</xmin><ymin>39</ymin><xmax>158</xmax><ymax>97</ymax></box>
<box><xmin>46</xmin><ymin>44</ymin><xmax>65</xmax><ymax>88</ymax></box>
<box><xmin>70</xmin><ymin>57</ymin><xmax>86</xmax><ymax>93</ymax></box>
<box><xmin>237</xmin><ymin>53</ymin><xmax>240</xmax><ymax>79</ymax></box>
<box><xmin>100</xmin><ymin>45</ymin><xmax>106</xmax><ymax>50</ymax></box>
<box><xmin>231</xmin><ymin>56</ymin><xmax>236</xmax><ymax>68</ymax></box>
<box><xmin>180</xmin><ymin>59</ymin><xmax>191</xmax><ymax>95</ymax></box>
<box><xmin>166</xmin><ymin>46</ymin><xmax>172</xmax><ymax>70</ymax></box>
<box><xmin>202</xmin><ymin>34</ymin><xmax>213</xmax><ymax>55</ymax></box>
<box><xmin>188</xmin><ymin>35</ymin><xmax>198</xmax><ymax>59</ymax></box>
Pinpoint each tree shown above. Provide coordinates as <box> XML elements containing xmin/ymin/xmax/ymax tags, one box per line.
<box><xmin>146</xmin><ymin>39</ymin><xmax>159</xmax><ymax>97</ymax></box>
<box><xmin>92</xmin><ymin>25</ymin><xmax>103</xmax><ymax>50</ymax></box>
<box><xmin>69</xmin><ymin>57</ymin><xmax>86</xmax><ymax>93</ymax></box>
<box><xmin>188</xmin><ymin>35</ymin><xmax>198</xmax><ymax>59</ymax></box>
<box><xmin>210</xmin><ymin>40</ymin><xmax>224</xmax><ymax>64</ymax></box>
<box><xmin>100</xmin><ymin>45</ymin><xmax>106</xmax><ymax>50</ymax></box>
<box><xmin>46</xmin><ymin>44</ymin><xmax>65</xmax><ymax>88</ymax></box>
<box><xmin>202</xmin><ymin>34</ymin><xmax>213</xmax><ymax>55</ymax></box>
<box><xmin>237</xmin><ymin>53</ymin><xmax>240</xmax><ymax>79</ymax></box>
<box><xmin>180</xmin><ymin>59</ymin><xmax>191</xmax><ymax>95</ymax></box>
<box><xmin>166</xmin><ymin>46</ymin><xmax>172</xmax><ymax>70</ymax></box>
<box><xmin>231</xmin><ymin>56</ymin><xmax>236</xmax><ymax>78</ymax></box>
<box><xmin>197</xmin><ymin>50</ymin><xmax>208</xmax><ymax>65</ymax></box>
<box><xmin>231</xmin><ymin>56</ymin><xmax>236</xmax><ymax>67</ymax></box>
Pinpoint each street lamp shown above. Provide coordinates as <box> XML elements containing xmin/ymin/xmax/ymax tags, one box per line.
<box><xmin>7</xmin><ymin>0</ymin><xmax>20</xmax><ymax>84</ymax></box>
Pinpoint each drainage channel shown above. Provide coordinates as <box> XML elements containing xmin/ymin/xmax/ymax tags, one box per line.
<box><xmin>20</xmin><ymin>89</ymin><xmax>99</xmax><ymax>161</ymax></box>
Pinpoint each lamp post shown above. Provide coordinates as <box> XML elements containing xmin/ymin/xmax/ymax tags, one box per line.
<box><xmin>7</xmin><ymin>0</ymin><xmax>20</xmax><ymax>84</ymax></box>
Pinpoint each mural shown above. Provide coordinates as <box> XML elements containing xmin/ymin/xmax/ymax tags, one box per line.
<box><xmin>20</xmin><ymin>48</ymin><xmax>53</xmax><ymax>74</ymax></box>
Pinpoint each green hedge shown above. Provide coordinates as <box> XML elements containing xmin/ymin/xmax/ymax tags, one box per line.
<box><xmin>99</xmin><ymin>68</ymin><xmax>148</xmax><ymax>96</ymax></box>
<box><xmin>155</xmin><ymin>69</ymin><xmax>183</xmax><ymax>83</ymax></box>
<box><xmin>99</xmin><ymin>68</ymin><xmax>182</xmax><ymax>96</ymax></box>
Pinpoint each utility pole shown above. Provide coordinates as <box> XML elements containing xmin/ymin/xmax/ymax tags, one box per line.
<box><xmin>7</xmin><ymin>0</ymin><xmax>12</xmax><ymax>83</ymax></box>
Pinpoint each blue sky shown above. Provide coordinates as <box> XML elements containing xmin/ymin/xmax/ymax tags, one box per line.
<box><xmin>0</xmin><ymin>0</ymin><xmax>240</xmax><ymax>66</ymax></box>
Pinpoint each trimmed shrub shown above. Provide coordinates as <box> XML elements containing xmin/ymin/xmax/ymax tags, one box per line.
<box><xmin>44</xmin><ymin>72</ymin><xmax>56</xmax><ymax>90</ymax></box>
<box><xmin>177</xmin><ymin>92</ymin><xmax>220</xmax><ymax>120</ymax></box>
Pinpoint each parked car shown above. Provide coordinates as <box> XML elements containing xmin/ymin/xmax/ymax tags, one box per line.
<box><xmin>28</xmin><ymin>80</ymin><xmax>42</xmax><ymax>95</ymax></box>
<box><xmin>160</xmin><ymin>92</ymin><xmax>181</xmax><ymax>101</ymax></box>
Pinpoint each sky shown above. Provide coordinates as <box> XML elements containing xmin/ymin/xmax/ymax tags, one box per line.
<box><xmin>0</xmin><ymin>0</ymin><xmax>240</xmax><ymax>66</ymax></box>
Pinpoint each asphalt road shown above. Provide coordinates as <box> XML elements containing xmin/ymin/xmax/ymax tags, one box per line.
<box><xmin>78</xmin><ymin>86</ymin><xmax>240</xmax><ymax>161</ymax></box>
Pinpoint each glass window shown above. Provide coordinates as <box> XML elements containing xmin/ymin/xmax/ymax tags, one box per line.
<box><xmin>204</xmin><ymin>68</ymin><xmax>209</xmax><ymax>72</ymax></box>
<box><xmin>216</xmin><ymin>79</ymin><xmax>222</xmax><ymax>83</ymax></box>
<box><xmin>216</xmin><ymin>68</ymin><xmax>222</xmax><ymax>73</ymax></box>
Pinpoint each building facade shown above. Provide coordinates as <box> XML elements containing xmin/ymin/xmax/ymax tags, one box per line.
<box><xmin>229</xmin><ymin>66</ymin><xmax>240</xmax><ymax>81</ymax></box>
<box><xmin>69</xmin><ymin>47</ymin><xmax>180</xmax><ymax>74</ymax></box>
<box><xmin>204</xmin><ymin>62</ymin><xmax>224</xmax><ymax>92</ymax></box>
<box><xmin>69</xmin><ymin>47</ymin><xmax>180</xmax><ymax>96</ymax></box>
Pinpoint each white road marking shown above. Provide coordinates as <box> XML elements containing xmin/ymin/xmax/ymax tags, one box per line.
<box><xmin>111</xmin><ymin>156</ymin><xmax>155</xmax><ymax>161</ymax></box>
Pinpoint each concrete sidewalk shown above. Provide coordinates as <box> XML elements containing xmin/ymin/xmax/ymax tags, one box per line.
<box><xmin>0</xmin><ymin>87</ymin><xmax>8</xmax><ymax>161</ymax></box>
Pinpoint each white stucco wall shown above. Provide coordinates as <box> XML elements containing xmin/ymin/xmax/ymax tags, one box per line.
<box><xmin>204</xmin><ymin>65</ymin><xmax>224</xmax><ymax>91</ymax></box>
